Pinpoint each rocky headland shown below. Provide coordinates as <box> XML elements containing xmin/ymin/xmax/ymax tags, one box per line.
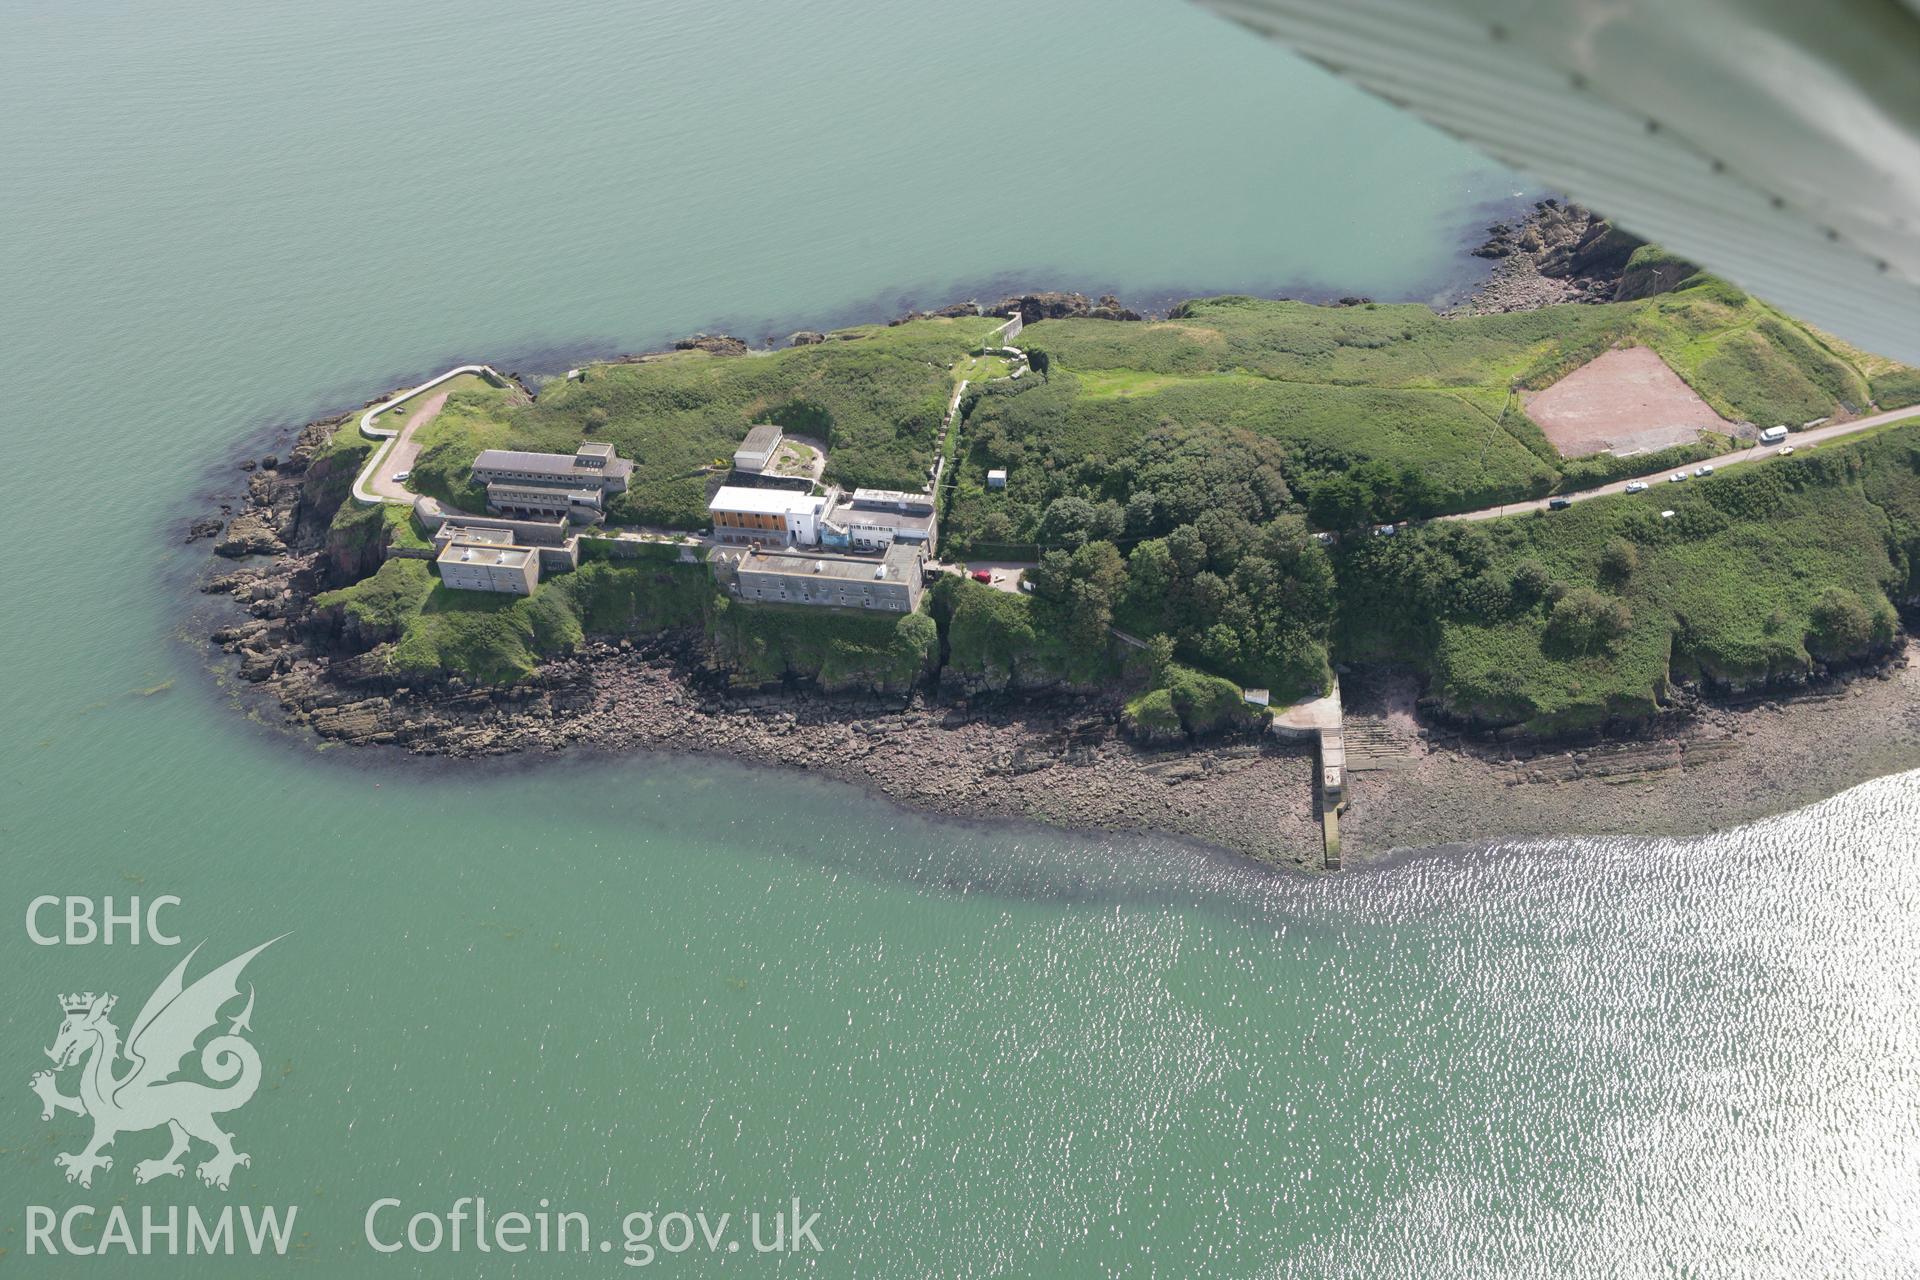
<box><xmin>1453</xmin><ymin>198</ymin><xmax>1687</xmax><ymax>314</ymax></box>
<box><xmin>193</xmin><ymin>255</ymin><xmax>1915</xmax><ymax>871</ymax></box>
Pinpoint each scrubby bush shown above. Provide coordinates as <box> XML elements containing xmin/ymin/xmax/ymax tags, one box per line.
<box><xmin>1805</xmin><ymin>587</ymin><xmax>1885</xmax><ymax>661</ymax></box>
<box><xmin>1599</xmin><ymin>538</ymin><xmax>1639</xmax><ymax>583</ymax></box>
<box><xmin>1545</xmin><ymin>588</ymin><xmax>1632</xmax><ymax>655</ymax></box>
<box><xmin>1123</xmin><ymin>662</ymin><xmax>1256</xmax><ymax>739</ymax></box>
<box><xmin>1510</xmin><ymin>559</ymin><xmax>1554</xmax><ymax>604</ymax></box>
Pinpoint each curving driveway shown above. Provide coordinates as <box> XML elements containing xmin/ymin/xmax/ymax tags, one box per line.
<box><xmin>364</xmin><ymin>390</ymin><xmax>451</xmax><ymax>501</ymax></box>
<box><xmin>350</xmin><ymin>364</ymin><xmax>502</xmax><ymax>506</ymax></box>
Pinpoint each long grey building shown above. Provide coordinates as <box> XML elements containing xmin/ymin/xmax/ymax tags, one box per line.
<box><xmin>470</xmin><ymin>443</ymin><xmax>631</xmax><ymax>523</ymax></box>
<box><xmin>713</xmin><ymin>540</ymin><xmax>925</xmax><ymax>614</ymax></box>
<box><xmin>484</xmin><ymin>482</ymin><xmax>606</xmax><ymax>522</ymax></box>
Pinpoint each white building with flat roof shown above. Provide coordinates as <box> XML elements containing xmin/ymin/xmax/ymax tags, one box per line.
<box><xmin>437</xmin><ymin>539</ymin><xmax>540</xmax><ymax>595</ymax></box>
<box><xmin>708</xmin><ymin>485</ymin><xmax>829</xmax><ymax>547</ymax></box>
<box><xmin>821</xmin><ymin>487</ymin><xmax>938</xmax><ymax>552</ymax></box>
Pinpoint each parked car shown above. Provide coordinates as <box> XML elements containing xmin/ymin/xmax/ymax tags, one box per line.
<box><xmin>1660</xmin><ymin>509</ymin><xmax>1677</xmax><ymax>519</ymax></box>
<box><xmin>1373</xmin><ymin>523</ymin><xmax>1398</xmax><ymax>537</ymax></box>
<box><xmin>1759</xmin><ymin>425</ymin><xmax>1789</xmax><ymax>445</ymax></box>
<box><xmin>1694</xmin><ymin>465</ymin><xmax>1715</xmax><ymax>477</ymax></box>
<box><xmin>1624</xmin><ymin>481</ymin><xmax>1649</xmax><ymax>494</ymax></box>
<box><xmin>1313</xmin><ymin>531</ymin><xmax>1337</xmax><ymax>546</ymax></box>
<box><xmin>390</xmin><ymin>470</ymin><xmax>411</xmax><ymax>482</ymax></box>
<box><xmin>970</xmin><ymin>570</ymin><xmax>993</xmax><ymax>584</ymax></box>
<box><xmin>1778</xmin><ymin>445</ymin><xmax>1795</xmax><ymax>456</ymax></box>
<box><xmin>1669</xmin><ymin>472</ymin><xmax>1688</xmax><ymax>483</ymax></box>
<box><xmin>1548</xmin><ymin>497</ymin><xmax>1572</xmax><ymax>510</ymax></box>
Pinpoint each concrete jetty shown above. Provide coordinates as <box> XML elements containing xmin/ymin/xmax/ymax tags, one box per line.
<box><xmin>1271</xmin><ymin>679</ymin><xmax>1345</xmax><ymax>870</ymax></box>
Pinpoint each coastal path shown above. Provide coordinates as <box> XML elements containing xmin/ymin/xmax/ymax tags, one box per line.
<box><xmin>1441</xmin><ymin>404</ymin><xmax>1920</xmax><ymax>523</ymax></box>
<box><xmin>350</xmin><ymin>364</ymin><xmax>504</xmax><ymax>507</ymax></box>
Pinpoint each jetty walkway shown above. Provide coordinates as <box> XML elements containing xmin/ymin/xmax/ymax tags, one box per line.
<box><xmin>1272</xmin><ymin>682</ymin><xmax>1346</xmax><ymax>869</ymax></box>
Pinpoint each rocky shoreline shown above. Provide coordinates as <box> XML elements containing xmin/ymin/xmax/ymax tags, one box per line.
<box><xmin>193</xmin><ymin>257</ymin><xmax>1914</xmax><ymax>871</ymax></box>
<box><xmin>1452</xmin><ymin>198</ymin><xmax>1656</xmax><ymax>315</ymax></box>
<box><xmin>1334</xmin><ymin>660</ymin><xmax>1920</xmax><ymax>863</ymax></box>
<box><xmin>197</xmin><ymin>431</ymin><xmax>1920</xmax><ymax>871</ymax></box>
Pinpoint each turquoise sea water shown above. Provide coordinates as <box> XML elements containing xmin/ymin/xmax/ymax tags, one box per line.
<box><xmin>2</xmin><ymin>0</ymin><xmax>1916</xmax><ymax>1274</ymax></box>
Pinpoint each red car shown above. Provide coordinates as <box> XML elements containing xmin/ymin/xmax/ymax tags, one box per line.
<box><xmin>970</xmin><ymin>570</ymin><xmax>993</xmax><ymax>584</ymax></box>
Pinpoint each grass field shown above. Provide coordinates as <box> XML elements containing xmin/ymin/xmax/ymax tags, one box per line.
<box><xmin>953</xmin><ymin>352</ymin><xmax>1012</xmax><ymax>385</ymax></box>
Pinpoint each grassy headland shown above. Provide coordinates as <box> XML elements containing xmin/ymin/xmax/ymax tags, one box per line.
<box><xmin>307</xmin><ymin>272</ymin><xmax>1920</xmax><ymax>739</ymax></box>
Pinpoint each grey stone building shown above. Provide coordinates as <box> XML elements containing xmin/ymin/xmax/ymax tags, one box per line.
<box><xmin>470</xmin><ymin>443</ymin><xmax>631</xmax><ymax>523</ymax></box>
<box><xmin>712</xmin><ymin>541</ymin><xmax>925</xmax><ymax>614</ymax></box>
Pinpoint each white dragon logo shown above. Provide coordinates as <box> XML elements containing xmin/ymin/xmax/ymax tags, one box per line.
<box><xmin>29</xmin><ymin>938</ymin><xmax>281</xmax><ymax>1191</ymax></box>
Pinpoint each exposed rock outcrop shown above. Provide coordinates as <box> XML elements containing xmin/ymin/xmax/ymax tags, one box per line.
<box><xmin>212</xmin><ymin>510</ymin><xmax>288</xmax><ymax>558</ymax></box>
<box><xmin>1459</xmin><ymin>200</ymin><xmax>1649</xmax><ymax>315</ymax></box>
<box><xmin>673</xmin><ymin>333</ymin><xmax>749</xmax><ymax>356</ymax></box>
<box><xmin>988</xmin><ymin>291</ymin><xmax>1142</xmax><ymax>324</ymax></box>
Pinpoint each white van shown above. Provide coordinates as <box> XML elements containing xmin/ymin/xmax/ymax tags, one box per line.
<box><xmin>1759</xmin><ymin>425</ymin><xmax>1789</xmax><ymax>445</ymax></box>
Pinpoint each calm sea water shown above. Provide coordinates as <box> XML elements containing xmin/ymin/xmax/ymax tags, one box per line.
<box><xmin>2</xmin><ymin>1</ymin><xmax>1916</xmax><ymax>1274</ymax></box>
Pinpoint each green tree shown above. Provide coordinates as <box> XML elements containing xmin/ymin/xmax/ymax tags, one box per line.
<box><xmin>1545</xmin><ymin>588</ymin><xmax>1632</xmax><ymax>655</ymax></box>
<box><xmin>1599</xmin><ymin>537</ymin><xmax>1639</xmax><ymax>583</ymax></box>
<box><xmin>1145</xmin><ymin>632</ymin><xmax>1177</xmax><ymax>684</ymax></box>
<box><xmin>1308</xmin><ymin>474</ymin><xmax>1370</xmax><ymax>531</ymax></box>
<box><xmin>1037</xmin><ymin>496</ymin><xmax>1099</xmax><ymax>550</ymax></box>
<box><xmin>1125</xmin><ymin>538</ymin><xmax>1174</xmax><ymax>621</ymax></box>
<box><xmin>1350</xmin><ymin>459</ymin><xmax>1401</xmax><ymax>519</ymax></box>
<box><xmin>1031</xmin><ymin>542</ymin><xmax>1127</xmax><ymax>653</ymax></box>
<box><xmin>1068</xmin><ymin>540</ymin><xmax>1128</xmax><ymax>601</ymax></box>
<box><xmin>1166</xmin><ymin>525</ymin><xmax>1209</xmax><ymax>579</ymax></box>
